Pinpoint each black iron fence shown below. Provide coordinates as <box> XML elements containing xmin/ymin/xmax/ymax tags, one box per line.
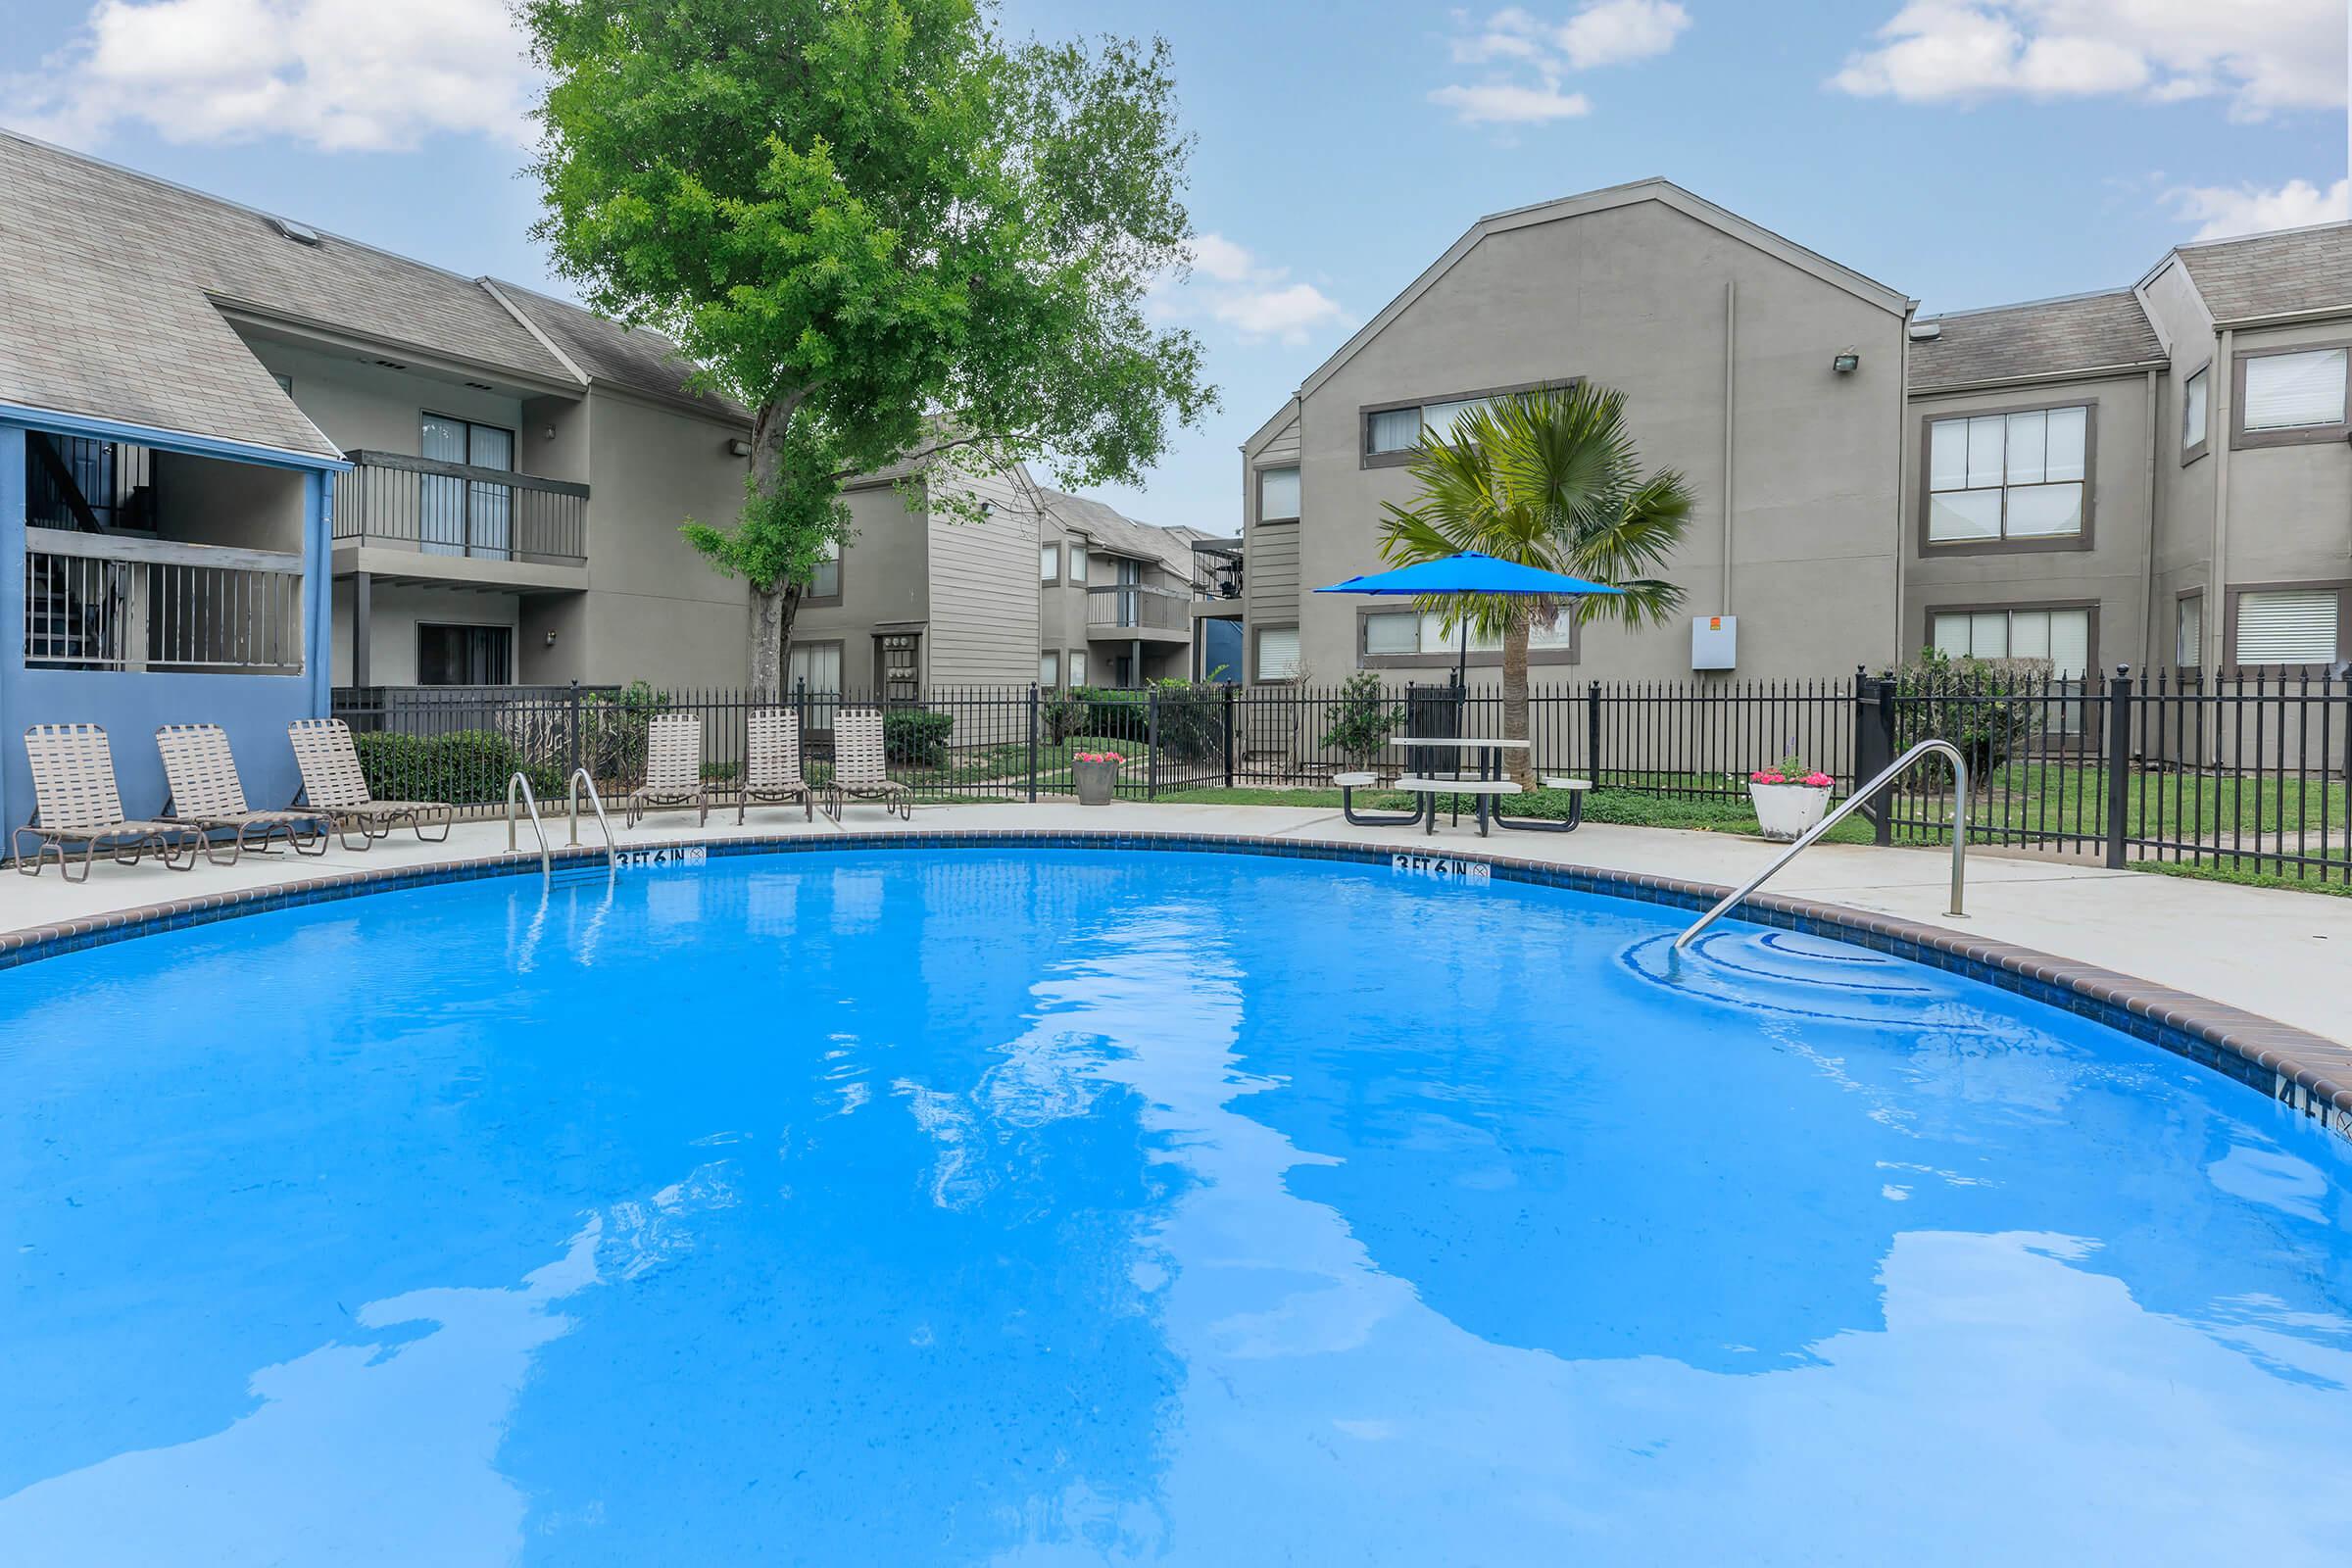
<box><xmin>331</xmin><ymin>667</ymin><xmax>2348</xmax><ymax>884</ymax></box>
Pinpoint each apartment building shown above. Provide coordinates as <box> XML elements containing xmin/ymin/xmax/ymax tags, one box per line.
<box><xmin>1034</xmin><ymin>488</ymin><xmax>1206</xmax><ymax>689</ymax></box>
<box><xmin>1238</xmin><ymin>180</ymin><xmax>2352</xmax><ymax>688</ymax></box>
<box><xmin>1238</xmin><ymin>179</ymin><xmax>1914</xmax><ymax>688</ymax></box>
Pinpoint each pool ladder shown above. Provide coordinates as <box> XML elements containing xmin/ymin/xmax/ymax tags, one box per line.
<box><xmin>507</xmin><ymin>769</ymin><xmax>617</xmax><ymax>879</ymax></box>
<box><xmin>1673</xmin><ymin>739</ymin><xmax>1970</xmax><ymax>950</ymax></box>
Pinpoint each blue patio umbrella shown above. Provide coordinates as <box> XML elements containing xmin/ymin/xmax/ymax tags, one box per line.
<box><xmin>1314</xmin><ymin>551</ymin><xmax>1623</xmax><ymax>688</ymax></box>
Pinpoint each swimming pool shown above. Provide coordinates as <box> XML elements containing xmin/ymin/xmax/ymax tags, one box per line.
<box><xmin>3</xmin><ymin>844</ymin><xmax>2347</xmax><ymax>1565</ymax></box>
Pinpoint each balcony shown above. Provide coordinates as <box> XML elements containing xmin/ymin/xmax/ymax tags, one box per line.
<box><xmin>1191</xmin><ymin>536</ymin><xmax>1243</xmax><ymax>611</ymax></box>
<box><xmin>24</xmin><ymin>527</ymin><xmax>305</xmax><ymax>674</ymax></box>
<box><xmin>334</xmin><ymin>451</ymin><xmax>589</xmax><ymax>578</ymax></box>
<box><xmin>1086</xmin><ymin>582</ymin><xmax>1190</xmax><ymax>643</ymax></box>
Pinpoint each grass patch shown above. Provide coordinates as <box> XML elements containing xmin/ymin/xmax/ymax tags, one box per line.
<box><xmin>2133</xmin><ymin>859</ymin><xmax>2352</xmax><ymax>899</ymax></box>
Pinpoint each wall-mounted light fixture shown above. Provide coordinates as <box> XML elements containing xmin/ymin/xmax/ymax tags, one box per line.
<box><xmin>728</xmin><ymin>438</ymin><xmax>754</xmax><ymax>458</ymax></box>
<box><xmin>545</xmin><ymin>630</ymin><xmax>559</xmax><ymax>648</ymax></box>
<box><xmin>1832</xmin><ymin>351</ymin><xmax>1861</xmax><ymax>374</ymax></box>
<box><xmin>543</xmin><ymin>425</ymin><xmax>557</xmax><ymax>441</ymax></box>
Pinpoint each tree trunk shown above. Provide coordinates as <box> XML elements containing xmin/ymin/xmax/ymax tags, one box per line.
<box><xmin>746</xmin><ymin>400</ymin><xmax>801</xmax><ymax>702</ymax></box>
<box><xmin>1501</xmin><ymin>611</ymin><xmax>1534</xmax><ymax>788</ymax></box>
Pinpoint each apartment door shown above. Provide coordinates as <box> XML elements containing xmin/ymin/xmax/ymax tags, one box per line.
<box><xmin>419</xmin><ymin>415</ymin><xmax>514</xmax><ymax>560</ymax></box>
<box><xmin>416</xmin><ymin>622</ymin><xmax>514</xmax><ymax>684</ymax></box>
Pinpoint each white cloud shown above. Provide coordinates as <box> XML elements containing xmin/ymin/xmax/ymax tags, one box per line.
<box><xmin>9</xmin><ymin>0</ymin><xmax>537</xmax><ymax>153</ymax></box>
<box><xmin>1166</xmin><ymin>232</ymin><xmax>1353</xmax><ymax>347</ymax></box>
<box><xmin>1831</xmin><ymin>0</ymin><xmax>2343</xmax><ymax>119</ymax></box>
<box><xmin>1428</xmin><ymin>81</ymin><xmax>1593</xmax><ymax>124</ymax></box>
<box><xmin>1432</xmin><ymin>1</ymin><xmax>1688</xmax><ymax>127</ymax></box>
<box><xmin>1556</xmin><ymin>0</ymin><xmax>1692</xmax><ymax>68</ymax></box>
<box><xmin>2170</xmin><ymin>177</ymin><xmax>2350</xmax><ymax>241</ymax></box>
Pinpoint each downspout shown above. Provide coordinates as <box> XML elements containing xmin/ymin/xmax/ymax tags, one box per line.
<box><xmin>1720</xmin><ymin>280</ymin><xmax>1737</xmax><ymax>617</ymax></box>
<box><xmin>1894</xmin><ymin>308</ymin><xmax>1914</xmax><ymax>666</ymax></box>
<box><xmin>2138</xmin><ymin>366</ymin><xmax>2160</xmax><ymax>672</ymax></box>
<box><xmin>2211</xmin><ymin>327</ymin><xmax>2234</xmax><ymax>666</ymax></box>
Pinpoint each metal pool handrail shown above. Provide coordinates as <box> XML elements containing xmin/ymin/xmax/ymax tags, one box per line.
<box><xmin>1673</xmin><ymin>739</ymin><xmax>1970</xmax><ymax>950</ymax></box>
<box><xmin>507</xmin><ymin>771</ymin><xmax>551</xmax><ymax>878</ymax></box>
<box><xmin>566</xmin><ymin>767</ymin><xmax>616</xmax><ymax>871</ymax></box>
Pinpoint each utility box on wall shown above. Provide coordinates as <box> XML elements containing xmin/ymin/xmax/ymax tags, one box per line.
<box><xmin>1691</xmin><ymin>614</ymin><xmax>1737</xmax><ymax>671</ymax></box>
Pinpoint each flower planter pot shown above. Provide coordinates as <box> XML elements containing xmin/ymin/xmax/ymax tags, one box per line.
<box><xmin>1072</xmin><ymin>758</ymin><xmax>1121</xmax><ymax>806</ymax></box>
<box><xmin>1748</xmin><ymin>781</ymin><xmax>1832</xmax><ymax>842</ymax></box>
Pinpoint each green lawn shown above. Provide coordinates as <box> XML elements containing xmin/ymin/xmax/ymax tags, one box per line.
<box><xmin>1151</xmin><ymin>783</ymin><xmax>1879</xmax><ymax>844</ymax></box>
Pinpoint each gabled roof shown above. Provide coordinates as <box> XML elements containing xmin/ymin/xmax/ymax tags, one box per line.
<box><xmin>0</xmin><ymin>129</ymin><xmax>735</xmax><ymax>458</ymax></box>
<box><xmin>2173</xmin><ymin>222</ymin><xmax>2352</xmax><ymax>324</ymax></box>
<box><xmin>1294</xmin><ymin>178</ymin><xmax>1911</xmax><ymax>406</ymax></box>
<box><xmin>1035</xmin><ymin>487</ymin><xmax>1199</xmax><ymax>577</ymax></box>
<box><xmin>490</xmin><ymin>281</ymin><xmax>748</xmax><ymax>421</ymax></box>
<box><xmin>1909</xmin><ymin>289</ymin><xmax>2166</xmax><ymax>393</ymax></box>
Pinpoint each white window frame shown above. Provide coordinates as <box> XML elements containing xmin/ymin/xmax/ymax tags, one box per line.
<box><xmin>1254</xmin><ymin>624</ymin><xmax>1301</xmax><ymax>683</ymax></box>
<box><xmin>1926</xmin><ymin>605</ymin><xmax>2094</xmax><ymax>678</ymax></box>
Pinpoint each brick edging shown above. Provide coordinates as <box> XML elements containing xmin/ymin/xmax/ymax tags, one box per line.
<box><xmin>3</xmin><ymin>826</ymin><xmax>2346</xmax><ymax>1140</ymax></box>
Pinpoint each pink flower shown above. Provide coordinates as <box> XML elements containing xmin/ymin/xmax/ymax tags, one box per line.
<box><xmin>1078</xmin><ymin>752</ymin><xmax>1124</xmax><ymax>764</ymax></box>
<box><xmin>1802</xmin><ymin>772</ymin><xmax>1834</xmax><ymax>788</ymax></box>
<box><xmin>1749</xmin><ymin>770</ymin><xmax>1784</xmax><ymax>784</ymax></box>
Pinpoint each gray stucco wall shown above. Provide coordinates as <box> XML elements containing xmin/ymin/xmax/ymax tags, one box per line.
<box><xmin>1245</xmin><ymin>196</ymin><xmax>1905</xmax><ymax>687</ymax></box>
<box><xmin>577</xmin><ymin>389</ymin><xmax>751</xmax><ymax>687</ymax></box>
<box><xmin>331</xmin><ymin>580</ymin><xmax>522</xmax><ymax>687</ymax></box>
<box><xmin>791</xmin><ymin>475</ymin><xmax>934</xmax><ymax>690</ymax></box>
<box><xmin>1901</xmin><ymin>371</ymin><xmax>2156</xmax><ymax>674</ymax></box>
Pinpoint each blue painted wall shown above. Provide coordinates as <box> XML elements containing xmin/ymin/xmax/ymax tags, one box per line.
<box><xmin>0</xmin><ymin>420</ymin><xmax>341</xmax><ymax>841</ymax></box>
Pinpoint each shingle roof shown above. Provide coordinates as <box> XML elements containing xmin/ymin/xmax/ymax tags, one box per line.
<box><xmin>491</xmin><ymin>281</ymin><xmax>747</xmax><ymax>421</ymax></box>
<box><xmin>0</xmin><ymin>130</ymin><xmax>737</xmax><ymax>457</ymax></box>
<box><xmin>2176</xmin><ymin>223</ymin><xmax>2352</xmax><ymax>323</ymax></box>
<box><xmin>1035</xmin><ymin>488</ymin><xmax>1198</xmax><ymax>576</ymax></box>
<box><xmin>1908</xmin><ymin>289</ymin><xmax>2165</xmax><ymax>393</ymax></box>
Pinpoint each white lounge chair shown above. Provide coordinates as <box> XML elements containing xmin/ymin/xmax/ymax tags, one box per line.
<box><xmin>13</xmin><ymin>724</ymin><xmax>203</xmax><ymax>881</ymax></box>
<box><xmin>627</xmin><ymin>713</ymin><xmax>708</xmax><ymax>828</ymax></box>
<box><xmin>287</xmin><ymin>718</ymin><xmax>455</xmax><ymax>848</ymax></box>
<box><xmin>156</xmin><ymin>723</ymin><xmax>330</xmax><ymax>864</ymax></box>
<box><xmin>739</xmin><ymin>709</ymin><xmax>815</xmax><ymax>824</ymax></box>
<box><xmin>828</xmin><ymin>710</ymin><xmax>910</xmax><ymax>821</ymax></box>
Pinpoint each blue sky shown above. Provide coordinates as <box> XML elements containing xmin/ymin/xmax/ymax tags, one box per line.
<box><xmin>6</xmin><ymin>0</ymin><xmax>2344</xmax><ymax>530</ymax></box>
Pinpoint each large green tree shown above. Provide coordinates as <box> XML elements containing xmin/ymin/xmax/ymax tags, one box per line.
<box><xmin>1379</xmin><ymin>385</ymin><xmax>1695</xmax><ymax>787</ymax></box>
<box><xmin>523</xmin><ymin>0</ymin><xmax>1215</xmax><ymax>694</ymax></box>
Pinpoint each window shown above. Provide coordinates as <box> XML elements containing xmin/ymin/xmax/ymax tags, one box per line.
<box><xmin>1926</xmin><ymin>406</ymin><xmax>2088</xmax><ymax>546</ymax></box>
<box><xmin>1360</xmin><ymin>609</ymin><xmax>1574</xmax><ymax>662</ymax></box>
<box><xmin>1040</xmin><ymin>542</ymin><xmax>1059</xmax><ymax>582</ymax></box>
<box><xmin>1928</xmin><ymin>607</ymin><xmax>2090</xmax><ymax>676</ymax></box>
<box><xmin>1039</xmin><ymin>650</ymin><xmax>1060</xmax><ymax>688</ymax></box>
<box><xmin>1257</xmin><ymin>466</ymin><xmax>1299</xmax><ymax>522</ymax></box>
<box><xmin>1069</xmin><ymin>545</ymin><xmax>1090</xmax><ymax>584</ymax></box>
<box><xmin>418</xmin><ymin>414</ymin><xmax>515</xmax><ymax>561</ymax></box>
<box><xmin>2181</xmin><ymin>366</ymin><xmax>2209</xmax><ymax>459</ymax></box>
<box><xmin>2233</xmin><ymin>588</ymin><xmax>2342</xmax><ymax>665</ymax></box>
<box><xmin>271</xmin><ymin>371</ymin><xmax>293</xmax><ymax>395</ymax></box>
<box><xmin>788</xmin><ymin>641</ymin><xmax>844</xmax><ymax>727</ymax></box>
<box><xmin>809</xmin><ymin>536</ymin><xmax>841</xmax><ymax>600</ymax></box>
<box><xmin>1365</xmin><ymin>398</ymin><xmax>1494</xmax><ymax>456</ymax></box>
<box><xmin>416</xmin><ymin>623</ymin><xmax>512</xmax><ymax>685</ymax></box>
<box><xmin>2240</xmin><ymin>348</ymin><xmax>2348</xmax><ymax>435</ymax></box>
<box><xmin>2176</xmin><ymin>594</ymin><xmax>2203</xmax><ymax>668</ymax></box>
<box><xmin>1255</xmin><ymin>625</ymin><xmax>1301</xmax><ymax>682</ymax></box>
<box><xmin>1068</xmin><ymin>649</ymin><xmax>1088</xmax><ymax>685</ymax></box>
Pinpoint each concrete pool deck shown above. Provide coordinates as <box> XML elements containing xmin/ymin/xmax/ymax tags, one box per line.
<box><xmin>3</xmin><ymin>797</ymin><xmax>2346</xmax><ymax>1041</ymax></box>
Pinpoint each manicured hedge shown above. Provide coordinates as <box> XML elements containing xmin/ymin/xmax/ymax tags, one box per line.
<box><xmin>883</xmin><ymin>709</ymin><xmax>955</xmax><ymax>767</ymax></box>
<box><xmin>351</xmin><ymin>728</ymin><xmax>560</xmax><ymax>807</ymax></box>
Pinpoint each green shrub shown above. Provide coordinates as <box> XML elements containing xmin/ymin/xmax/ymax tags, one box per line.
<box><xmin>1319</xmin><ymin>671</ymin><xmax>1401</xmax><ymax>765</ymax></box>
<box><xmin>1070</xmin><ymin>684</ymin><xmax>1151</xmax><ymax>741</ymax></box>
<box><xmin>1041</xmin><ymin>690</ymin><xmax>1088</xmax><ymax>744</ymax></box>
<box><xmin>1147</xmin><ymin>678</ymin><xmax>1225</xmax><ymax>763</ymax></box>
<box><xmin>883</xmin><ymin>708</ymin><xmax>955</xmax><ymax>766</ymax></box>
<box><xmin>1892</xmin><ymin>649</ymin><xmax>2056</xmax><ymax>785</ymax></box>
<box><xmin>351</xmin><ymin>728</ymin><xmax>553</xmax><ymax>807</ymax></box>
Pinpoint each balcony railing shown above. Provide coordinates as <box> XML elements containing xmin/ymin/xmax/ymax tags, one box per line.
<box><xmin>1086</xmin><ymin>582</ymin><xmax>1189</xmax><ymax>633</ymax></box>
<box><xmin>24</xmin><ymin>527</ymin><xmax>305</xmax><ymax>674</ymax></box>
<box><xmin>1191</xmin><ymin>538</ymin><xmax>1244</xmax><ymax>604</ymax></box>
<box><xmin>335</xmin><ymin>450</ymin><xmax>588</xmax><ymax>565</ymax></box>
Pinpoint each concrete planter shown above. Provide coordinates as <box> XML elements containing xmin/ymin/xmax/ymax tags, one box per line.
<box><xmin>1749</xmin><ymin>781</ymin><xmax>1832</xmax><ymax>842</ymax></box>
<box><xmin>1073</xmin><ymin>757</ymin><xmax>1121</xmax><ymax>806</ymax></box>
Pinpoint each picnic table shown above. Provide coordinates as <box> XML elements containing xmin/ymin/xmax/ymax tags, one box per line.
<box><xmin>1332</xmin><ymin>738</ymin><xmax>1590</xmax><ymax>837</ymax></box>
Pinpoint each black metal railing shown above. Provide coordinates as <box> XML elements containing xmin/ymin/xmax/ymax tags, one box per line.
<box><xmin>335</xmin><ymin>451</ymin><xmax>589</xmax><ymax>565</ymax></box>
<box><xmin>328</xmin><ymin>669</ymin><xmax>2350</xmax><ymax>885</ymax></box>
<box><xmin>26</xmin><ymin>431</ymin><xmax>159</xmax><ymax>533</ymax></box>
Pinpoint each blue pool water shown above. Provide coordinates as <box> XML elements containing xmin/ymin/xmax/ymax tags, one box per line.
<box><xmin>3</xmin><ymin>847</ymin><xmax>2349</xmax><ymax>1565</ymax></box>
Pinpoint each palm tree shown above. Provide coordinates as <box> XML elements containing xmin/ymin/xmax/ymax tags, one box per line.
<box><xmin>1378</xmin><ymin>383</ymin><xmax>1695</xmax><ymax>788</ymax></box>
